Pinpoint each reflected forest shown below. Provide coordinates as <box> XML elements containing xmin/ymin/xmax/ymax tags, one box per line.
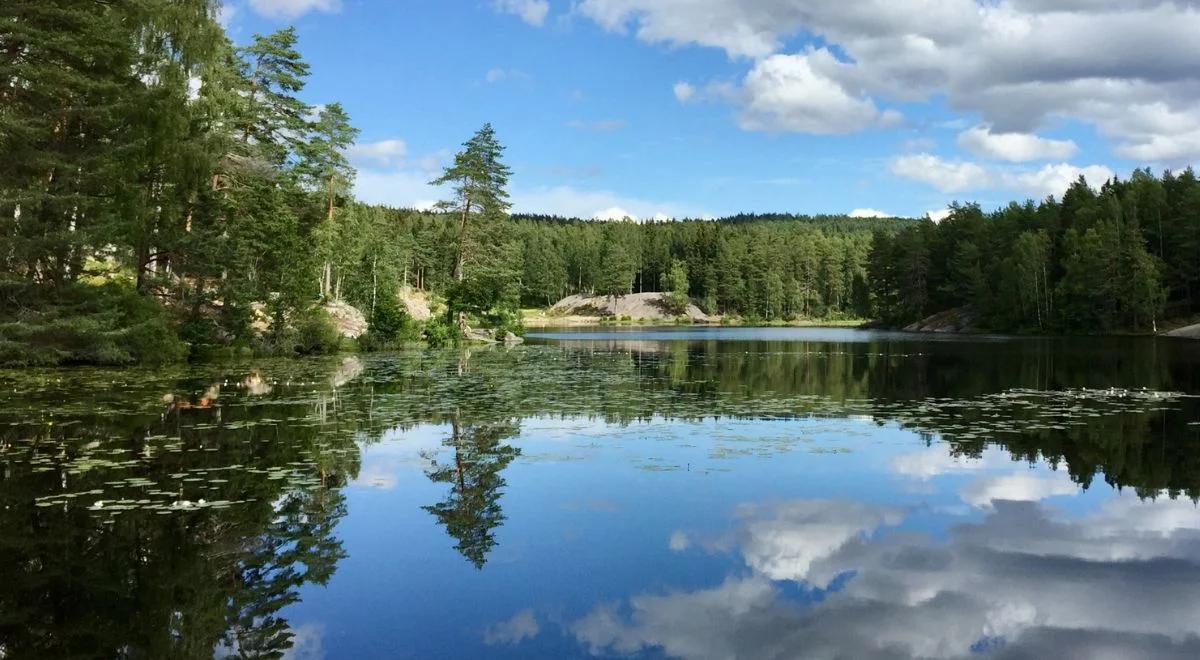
<box><xmin>2</xmin><ymin>333</ymin><xmax>1199</xmax><ymax>657</ymax></box>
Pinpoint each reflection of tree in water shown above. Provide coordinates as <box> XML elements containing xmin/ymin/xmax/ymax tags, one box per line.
<box><xmin>220</xmin><ymin>488</ymin><xmax>348</xmax><ymax>658</ymax></box>
<box><xmin>423</xmin><ymin>418</ymin><xmax>521</xmax><ymax>569</ymax></box>
<box><xmin>0</xmin><ymin>358</ymin><xmax>366</xmax><ymax>659</ymax></box>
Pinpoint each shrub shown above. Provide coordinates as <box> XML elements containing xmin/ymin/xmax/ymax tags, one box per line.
<box><xmin>423</xmin><ymin>316</ymin><xmax>459</xmax><ymax>348</ymax></box>
<box><xmin>484</xmin><ymin>307</ymin><xmax>525</xmax><ymax>339</ymax></box>
<box><xmin>0</xmin><ymin>280</ymin><xmax>186</xmax><ymax>366</ymax></box>
<box><xmin>294</xmin><ymin>308</ymin><xmax>342</xmax><ymax>355</ymax></box>
<box><xmin>361</xmin><ymin>294</ymin><xmax>420</xmax><ymax>351</ymax></box>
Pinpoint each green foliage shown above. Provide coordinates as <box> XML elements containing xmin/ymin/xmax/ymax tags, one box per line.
<box><xmin>360</xmin><ymin>294</ymin><xmax>419</xmax><ymax>351</ymax></box>
<box><xmin>0</xmin><ymin>281</ymin><xmax>186</xmax><ymax>366</ymax></box>
<box><xmin>431</xmin><ymin>124</ymin><xmax>513</xmax><ymax>282</ymax></box>
<box><xmin>868</xmin><ymin>174</ymin><xmax>1184</xmax><ymax>334</ymax></box>
<box><xmin>293</xmin><ymin>308</ymin><xmax>342</xmax><ymax>356</ymax></box>
<box><xmin>663</xmin><ymin>260</ymin><xmax>690</xmax><ymax>314</ymax></box>
<box><xmin>423</xmin><ymin>316</ymin><xmax>460</xmax><ymax>348</ymax></box>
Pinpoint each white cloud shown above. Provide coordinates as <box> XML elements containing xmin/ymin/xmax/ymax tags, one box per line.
<box><xmin>960</xmin><ymin>471</ymin><xmax>1079</xmax><ymax>508</ymax></box>
<box><xmin>511</xmin><ymin>185</ymin><xmax>710</xmax><ymax>220</ymax></box>
<box><xmin>957</xmin><ymin>125</ymin><xmax>1079</xmax><ymax>162</ymax></box>
<box><xmin>669</xmin><ymin>531</ymin><xmax>691</xmax><ymax>551</ymax></box>
<box><xmin>576</xmin><ymin>0</ymin><xmax>1200</xmax><ymax>159</ymax></box>
<box><xmin>484</xmin><ymin>67</ymin><xmax>531</xmax><ymax>84</ymax></box>
<box><xmin>593</xmin><ymin>206</ymin><xmax>637</xmax><ymax>221</ymax></box>
<box><xmin>891</xmin><ymin>153</ymin><xmax>1114</xmax><ymax>198</ymax></box>
<box><xmin>734</xmin><ymin>50</ymin><xmax>902</xmax><ymax>135</ymax></box>
<box><xmin>247</xmin><ymin>0</ymin><xmax>341</xmax><ymax>19</ymax></box>
<box><xmin>849</xmin><ymin>208</ymin><xmax>891</xmax><ymax>218</ymax></box>
<box><xmin>890</xmin><ymin>447</ymin><xmax>1001</xmax><ymax>480</ymax></box>
<box><xmin>673</xmin><ymin>82</ymin><xmax>696</xmax><ymax>103</ymax></box>
<box><xmin>735</xmin><ymin>500</ymin><xmax>903</xmax><ymax>582</ymax></box>
<box><xmin>571</xmin><ymin>492</ymin><xmax>1200</xmax><ymax>660</ymax></box>
<box><xmin>1005</xmin><ymin>162</ymin><xmax>1115</xmax><ymax>199</ymax></box>
<box><xmin>281</xmin><ymin>623</ymin><xmax>325</xmax><ymax>660</ymax></box>
<box><xmin>347</xmin><ymin>139</ymin><xmax>408</xmax><ymax>169</ymax></box>
<box><xmin>890</xmin><ymin>153</ymin><xmax>990</xmax><ymax>193</ymax></box>
<box><xmin>483</xmin><ymin>609</ymin><xmax>540</xmax><ymax>645</ymax></box>
<box><xmin>493</xmin><ymin>0</ymin><xmax>550</xmax><ymax>27</ymax></box>
<box><xmin>217</xmin><ymin>3</ymin><xmax>238</xmax><ymax>28</ymax></box>
<box><xmin>927</xmin><ymin>208</ymin><xmax>953</xmax><ymax>223</ymax></box>
<box><xmin>353</xmin><ymin>169</ymin><xmax>441</xmax><ymax>210</ymax></box>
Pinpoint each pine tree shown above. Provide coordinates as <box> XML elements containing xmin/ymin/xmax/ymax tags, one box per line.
<box><xmin>431</xmin><ymin>124</ymin><xmax>512</xmax><ymax>282</ymax></box>
<box><xmin>298</xmin><ymin>102</ymin><xmax>359</xmax><ymax>299</ymax></box>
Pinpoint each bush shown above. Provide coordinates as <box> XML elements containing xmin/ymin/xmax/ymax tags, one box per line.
<box><xmin>483</xmin><ymin>307</ymin><xmax>525</xmax><ymax>339</ymax></box>
<box><xmin>294</xmin><ymin>307</ymin><xmax>342</xmax><ymax>355</ymax></box>
<box><xmin>423</xmin><ymin>316</ymin><xmax>459</xmax><ymax>348</ymax></box>
<box><xmin>360</xmin><ymin>294</ymin><xmax>420</xmax><ymax>351</ymax></box>
<box><xmin>0</xmin><ymin>280</ymin><xmax>186</xmax><ymax>366</ymax></box>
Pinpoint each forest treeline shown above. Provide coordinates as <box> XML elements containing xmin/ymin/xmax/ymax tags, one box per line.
<box><xmin>870</xmin><ymin>171</ymin><xmax>1200</xmax><ymax>334</ymax></box>
<box><xmin>3</xmin><ymin>1</ymin><xmax>1199</xmax><ymax>366</ymax></box>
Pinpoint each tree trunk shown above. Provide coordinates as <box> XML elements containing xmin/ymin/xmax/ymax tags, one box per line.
<box><xmin>327</xmin><ymin>174</ymin><xmax>336</xmax><ymax>222</ymax></box>
<box><xmin>454</xmin><ymin>198</ymin><xmax>470</xmax><ymax>282</ymax></box>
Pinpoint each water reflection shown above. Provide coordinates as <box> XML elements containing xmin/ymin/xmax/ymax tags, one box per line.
<box><xmin>423</xmin><ymin>418</ymin><xmax>521</xmax><ymax>568</ymax></box>
<box><xmin>0</xmin><ymin>330</ymin><xmax>1198</xmax><ymax>658</ymax></box>
<box><xmin>573</xmin><ymin>492</ymin><xmax>1200</xmax><ymax>659</ymax></box>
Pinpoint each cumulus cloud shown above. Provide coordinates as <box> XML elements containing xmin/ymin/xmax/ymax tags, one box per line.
<box><xmin>493</xmin><ymin>0</ymin><xmax>550</xmax><ymax>27</ymax></box>
<box><xmin>347</xmin><ymin>139</ymin><xmax>408</xmax><ymax>169</ymax></box>
<box><xmin>927</xmin><ymin>208</ymin><xmax>953</xmax><ymax>223</ymax></box>
<box><xmin>1005</xmin><ymin>162</ymin><xmax>1116</xmax><ymax>199</ymax></box>
<box><xmin>890</xmin><ymin>154</ymin><xmax>990</xmax><ymax>193</ymax></box>
<box><xmin>957</xmin><ymin>125</ymin><xmax>1079</xmax><ymax>162</ymax></box>
<box><xmin>483</xmin><ymin>609</ymin><xmax>540</xmax><ymax>645</ymax></box>
<box><xmin>346</xmin><ymin>138</ymin><xmax>452</xmax><ymax>209</ymax></box>
<box><xmin>578</xmin><ymin>0</ymin><xmax>1200</xmax><ymax>159</ymax></box>
<box><xmin>353</xmin><ymin>167</ymin><xmax>441</xmax><ymax>211</ymax></box>
<box><xmin>511</xmin><ymin>185</ymin><xmax>709</xmax><ymax>220</ymax></box>
<box><xmin>849</xmin><ymin>208</ymin><xmax>892</xmax><ymax>218</ymax></box>
<box><xmin>959</xmin><ymin>471</ymin><xmax>1079</xmax><ymax>508</ymax></box>
<box><xmin>891</xmin><ymin>153</ymin><xmax>1114</xmax><ymax>198</ymax></box>
<box><xmin>735</xmin><ymin>51</ymin><xmax>902</xmax><ymax>135</ymax></box>
<box><xmin>571</xmin><ymin>493</ymin><xmax>1200</xmax><ymax>659</ymax></box>
<box><xmin>890</xmin><ymin>446</ymin><xmax>1001</xmax><ymax>480</ymax></box>
<box><xmin>593</xmin><ymin>206</ymin><xmax>637</xmax><ymax>221</ymax></box>
<box><xmin>735</xmin><ymin>500</ymin><xmax>903</xmax><ymax>582</ymax></box>
<box><xmin>673</xmin><ymin>81</ymin><xmax>696</xmax><ymax>102</ymax></box>
<box><xmin>247</xmin><ymin>0</ymin><xmax>341</xmax><ymax>19</ymax></box>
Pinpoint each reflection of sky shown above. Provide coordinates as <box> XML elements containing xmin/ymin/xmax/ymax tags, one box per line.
<box><xmin>283</xmin><ymin>416</ymin><xmax>1200</xmax><ymax>659</ymax></box>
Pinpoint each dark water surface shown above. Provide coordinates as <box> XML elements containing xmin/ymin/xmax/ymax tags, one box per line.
<box><xmin>3</xmin><ymin>328</ymin><xmax>1200</xmax><ymax>659</ymax></box>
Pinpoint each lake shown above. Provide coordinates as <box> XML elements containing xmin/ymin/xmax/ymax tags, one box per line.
<box><xmin>3</xmin><ymin>327</ymin><xmax>1200</xmax><ymax>659</ymax></box>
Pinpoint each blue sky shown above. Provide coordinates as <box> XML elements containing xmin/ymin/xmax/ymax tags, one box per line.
<box><xmin>221</xmin><ymin>1</ymin><xmax>1200</xmax><ymax>220</ymax></box>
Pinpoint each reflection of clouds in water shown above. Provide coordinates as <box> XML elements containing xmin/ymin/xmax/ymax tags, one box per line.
<box><xmin>350</xmin><ymin>463</ymin><xmax>399</xmax><ymax>490</ymax></box>
<box><xmin>483</xmin><ymin>609</ymin><xmax>540</xmax><ymax>646</ymax></box>
<box><xmin>960</xmin><ymin>471</ymin><xmax>1078</xmax><ymax>508</ymax></box>
<box><xmin>890</xmin><ymin>447</ymin><xmax>1006</xmax><ymax>480</ymax></box>
<box><xmin>282</xmin><ymin>623</ymin><xmax>325</xmax><ymax>660</ymax></box>
<box><xmin>347</xmin><ymin>424</ymin><xmax>451</xmax><ymax>490</ymax></box>
<box><xmin>735</xmin><ymin>500</ymin><xmax>903</xmax><ymax>582</ymax></box>
<box><xmin>891</xmin><ymin>446</ymin><xmax>1082</xmax><ymax>509</ymax></box>
<box><xmin>572</xmin><ymin>494</ymin><xmax>1200</xmax><ymax>659</ymax></box>
<box><xmin>668</xmin><ymin>531</ymin><xmax>691</xmax><ymax>551</ymax></box>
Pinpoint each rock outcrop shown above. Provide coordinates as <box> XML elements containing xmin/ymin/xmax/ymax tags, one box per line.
<box><xmin>399</xmin><ymin>286</ymin><xmax>432</xmax><ymax>321</ymax></box>
<box><xmin>550</xmin><ymin>292</ymin><xmax>712</xmax><ymax>323</ymax></box>
<box><xmin>902</xmin><ymin>307</ymin><xmax>979</xmax><ymax>333</ymax></box>
<box><xmin>1166</xmin><ymin>323</ymin><xmax>1200</xmax><ymax>339</ymax></box>
<box><xmin>322</xmin><ymin>300</ymin><xmax>368</xmax><ymax>339</ymax></box>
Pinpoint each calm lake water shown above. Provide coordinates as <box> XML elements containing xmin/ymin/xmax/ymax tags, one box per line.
<box><xmin>4</xmin><ymin>327</ymin><xmax>1200</xmax><ymax>659</ymax></box>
